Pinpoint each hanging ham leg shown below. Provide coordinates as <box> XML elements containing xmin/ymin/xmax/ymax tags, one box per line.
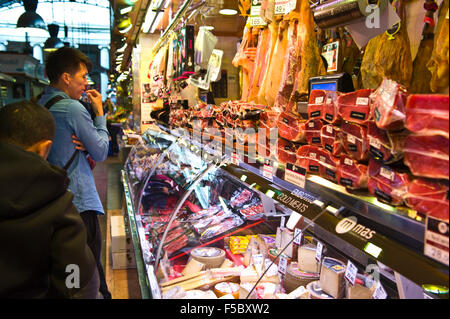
<box><xmin>247</xmin><ymin>28</ymin><xmax>270</xmax><ymax>103</ymax></box>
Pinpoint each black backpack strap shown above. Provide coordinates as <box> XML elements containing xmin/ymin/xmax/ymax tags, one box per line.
<box><xmin>44</xmin><ymin>95</ymin><xmax>64</xmax><ymax>109</ymax></box>
<box><xmin>44</xmin><ymin>95</ymin><xmax>78</xmax><ymax>170</ymax></box>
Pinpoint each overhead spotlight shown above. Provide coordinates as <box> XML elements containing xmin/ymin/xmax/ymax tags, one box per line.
<box><xmin>219</xmin><ymin>9</ymin><xmax>238</xmax><ymax>15</ymax></box>
<box><xmin>16</xmin><ymin>0</ymin><xmax>47</xmax><ymax>36</ymax></box>
<box><xmin>43</xmin><ymin>24</ymin><xmax>64</xmax><ymax>52</ymax></box>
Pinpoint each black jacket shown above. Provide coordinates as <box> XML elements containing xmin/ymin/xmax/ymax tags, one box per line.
<box><xmin>0</xmin><ymin>142</ymin><xmax>97</xmax><ymax>298</ymax></box>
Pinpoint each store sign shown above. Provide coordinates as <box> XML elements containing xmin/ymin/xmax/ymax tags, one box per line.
<box><xmin>322</xmin><ymin>41</ymin><xmax>339</xmax><ymax>73</ymax></box>
<box><xmin>424</xmin><ymin>216</ymin><xmax>449</xmax><ymax>266</ymax></box>
<box><xmin>249</xmin><ymin>0</ymin><xmax>267</xmax><ymax>26</ymax></box>
<box><xmin>335</xmin><ymin>216</ymin><xmax>376</xmax><ymax>240</ymax></box>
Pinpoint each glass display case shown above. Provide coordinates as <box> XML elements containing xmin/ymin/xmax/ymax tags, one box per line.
<box><xmin>122</xmin><ymin>125</ymin><xmax>449</xmax><ymax>300</ymax></box>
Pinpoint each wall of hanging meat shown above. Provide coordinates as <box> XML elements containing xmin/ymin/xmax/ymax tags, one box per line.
<box><xmin>166</xmin><ymin>0</ymin><xmax>449</xmax><ymax>222</ymax></box>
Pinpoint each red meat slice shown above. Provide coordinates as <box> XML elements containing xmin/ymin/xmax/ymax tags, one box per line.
<box><xmin>403</xmin><ymin>134</ymin><xmax>449</xmax><ymax>180</ymax></box>
<box><xmin>371</xmin><ymin>78</ymin><xmax>409</xmax><ymax>130</ymax></box>
<box><xmin>367</xmin><ymin>121</ymin><xmax>407</xmax><ymax>164</ymax></box>
<box><xmin>277</xmin><ymin>111</ymin><xmax>307</xmax><ymax>142</ymax></box>
<box><xmin>277</xmin><ymin>138</ymin><xmax>298</xmax><ymax>165</ymax></box>
<box><xmin>308</xmin><ymin>90</ymin><xmax>341</xmax><ymax>124</ymax></box>
<box><xmin>337</xmin><ymin>89</ymin><xmax>374</xmax><ymax>125</ymax></box>
<box><xmin>404</xmin><ymin>178</ymin><xmax>449</xmax><ymax>221</ymax></box>
<box><xmin>405</xmin><ymin>94</ymin><xmax>449</xmax><ymax>138</ymax></box>
<box><xmin>321</xmin><ymin>124</ymin><xmax>344</xmax><ymax>157</ymax></box>
<box><xmin>296</xmin><ymin>145</ymin><xmax>322</xmax><ymax>174</ymax></box>
<box><xmin>318</xmin><ymin>149</ymin><xmax>339</xmax><ymax>183</ymax></box>
<box><xmin>305</xmin><ymin>119</ymin><xmax>324</xmax><ymax>146</ymax></box>
<box><xmin>337</xmin><ymin>155</ymin><xmax>369</xmax><ymax>190</ymax></box>
<box><xmin>367</xmin><ymin>159</ymin><xmax>411</xmax><ymax>206</ymax></box>
<box><xmin>341</xmin><ymin>122</ymin><xmax>370</xmax><ymax>162</ymax></box>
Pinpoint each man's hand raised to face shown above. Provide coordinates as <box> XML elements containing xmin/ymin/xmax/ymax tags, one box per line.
<box><xmin>85</xmin><ymin>89</ymin><xmax>103</xmax><ymax>117</ymax></box>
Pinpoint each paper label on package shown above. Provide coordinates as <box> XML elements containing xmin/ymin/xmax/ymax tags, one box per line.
<box><xmin>345</xmin><ymin>260</ymin><xmax>358</xmax><ymax>285</ymax></box>
<box><xmin>278</xmin><ymin>255</ymin><xmax>288</xmax><ymax>275</ymax></box>
<box><xmin>356</xmin><ymin>97</ymin><xmax>369</xmax><ymax>106</ymax></box>
<box><xmin>380</xmin><ymin>167</ymin><xmax>395</xmax><ymax>181</ymax></box>
<box><xmin>294</xmin><ymin>228</ymin><xmax>303</xmax><ymax>245</ymax></box>
<box><xmin>326</xmin><ymin>126</ymin><xmax>333</xmax><ymax>134</ymax></box>
<box><xmin>315</xmin><ymin>96</ymin><xmax>324</xmax><ymax>104</ymax></box>
<box><xmin>315</xmin><ymin>242</ymin><xmax>323</xmax><ymax>262</ymax></box>
<box><xmin>347</xmin><ymin>134</ymin><xmax>356</xmax><ymax>144</ymax></box>
<box><xmin>344</xmin><ymin>158</ymin><xmax>353</xmax><ymax>166</ymax></box>
<box><xmin>309</xmin><ymin>152</ymin><xmax>317</xmax><ymax>159</ymax></box>
<box><xmin>370</xmin><ymin>136</ymin><xmax>382</xmax><ymax>149</ymax></box>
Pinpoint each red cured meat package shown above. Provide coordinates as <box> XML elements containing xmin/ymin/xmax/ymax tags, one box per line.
<box><xmin>367</xmin><ymin>121</ymin><xmax>407</xmax><ymax>164</ymax></box>
<box><xmin>321</xmin><ymin>124</ymin><xmax>344</xmax><ymax>157</ymax></box>
<box><xmin>277</xmin><ymin>111</ymin><xmax>307</xmax><ymax>142</ymax></box>
<box><xmin>277</xmin><ymin>138</ymin><xmax>298</xmax><ymax>165</ymax></box>
<box><xmin>305</xmin><ymin>119</ymin><xmax>324</xmax><ymax>146</ymax></box>
<box><xmin>405</xmin><ymin>94</ymin><xmax>449</xmax><ymax>138</ymax></box>
<box><xmin>371</xmin><ymin>78</ymin><xmax>409</xmax><ymax>130</ymax></box>
<box><xmin>296</xmin><ymin>145</ymin><xmax>322</xmax><ymax>175</ymax></box>
<box><xmin>404</xmin><ymin>178</ymin><xmax>449</xmax><ymax>221</ymax></box>
<box><xmin>367</xmin><ymin>159</ymin><xmax>411</xmax><ymax>206</ymax></box>
<box><xmin>337</xmin><ymin>89</ymin><xmax>374</xmax><ymax>125</ymax></box>
<box><xmin>337</xmin><ymin>156</ymin><xmax>369</xmax><ymax>190</ymax></box>
<box><xmin>403</xmin><ymin>134</ymin><xmax>449</xmax><ymax>180</ymax></box>
<box><xmin>341</xmin><ymin>122</ymin><xmax>370</xmax><ymax>162</ymax></box>
<box><xmin>308</xmin><ymin>90</ymin><xmax>341</xmax><ymax>124</ymax></box>
<box><xmin>259</xmin><ymin>110</ymin><xmax>280</xmax><ymax>139</ymax></box>
<box><xmin>317</xmin><ymin>149</ymin><xmax>339</xmax><ymax>183</ymax></box>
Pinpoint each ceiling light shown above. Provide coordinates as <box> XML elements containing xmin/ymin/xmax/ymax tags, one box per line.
<box><xmin>43</xmin><ymin>24</ymin><xmax>64</xmax><ymax>52</ymax></box>
<box><xmin>120</xmin><ymin>6</ymin><xmax>133</xmax><ymax>15</ymax></box>
<box><xmin>219</xmin><ymin>9</ymin><xmax>238</xmax><ymax>15</ymax></box>
<box><xmin>16</xmin><ymin>0</ymin><xmax>47</xmax><ymax>35</ymax></box>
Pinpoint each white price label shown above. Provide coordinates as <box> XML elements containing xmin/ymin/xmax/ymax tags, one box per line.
<box><xmin>326</xmin><ymin>97</ymin><xmax>332</xmax><ymax>104</ymax></box>
<box><xmin>326</xmin><ymin>125</ymin><xmax>333</xmax><ymax>134</ymax></box>
<box><xmin>380</xmin><ymin>167</ymin><xmax>395</xmax><ymax>181</ymax></box>
<box><xmin>280</xmin><ymin>216</ymin><xmax>286</xmax><ymax>230</ymax></box>
<box><xmin>309</xmin><ymin>152</ymin><xmax>317</xmax><ymax>159</ymax></box>
<box><xmin>294</xmin><ymin>228</ymin><xmax>303</xmax><ymax>245</ymax></box>
<box><xmin>263</xmin><ymin>164</ymin><xmax>274</xmax><ymax>180</ymax></box>
<box><xmin>373</xmin><ymin>281</ymin><xmax>388</xmax><ymax>299</ymax></box>
<box><xmin>344</xmin><ymin>157</ymin><xmax>353</xmax><ymax>166</ymax></box>
<box><xmin>308</xmin><ymin>121</ymin><xmax>315</xmax><ymax>128</ymax></box>
<box><xmin>278</xmin><ymin>255</ymin><xmax>288</xmax><ymax>275</ymax></box>
<box><xmin>356</xmin><ymin>97</ymin><xmax>369</xmax><ymax>106</ymax></box>
<box><xmin>315</xmin><ymin>242</ymin><xmax>323</xmax><ymax>262</ymax></box>
<box><xmin>315</xmin><ymin>96</ymin><xmax>324</xmax><ymax>104</ymax></box>
<box><xmin>319</xmin><ymin>155</ymin><xmax>326</xmax><ymax>163</ymax></box>
<box><xmin>345</xmin><ymin>260</ymin><xmax>358</xmax><ymax>285</ymax></box>
<box><xmin>347</xmin><ymin>134</ymin><xmax>356</xmax><ymax>144</ymax></box>
<box><xmin>231</xmin><ymin>152</ymin><xmax>239</xmax><ymax>165</ymax></box>
<box><xmin>370</xmin><ymin>136</ymin><xmax>382</xmax><ymax>149</ymax></box>
<box><xmin>285</xmin><ymin>164</ymin><xmax>306</xmax><ymax>189</ymax></box>
<box><xmin>424</xmin><ymin>216</ymin><xmax>449</xmax><ymax>266</ymax></box>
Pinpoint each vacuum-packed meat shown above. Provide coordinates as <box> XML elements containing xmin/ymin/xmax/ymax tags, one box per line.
<box><xmin>296</xmin><ymin>145</ymin><xmax>322</xmax><ymax>174</ymax></box>
<box><xmin>277</xmin><ymin>111</ymin><xmax>307</xmax><ymax>142</ymax></box>
<box><xmin>341</xmin><ymin>122</ymin><xmax>370</xmax><ymax>162</ymax></box>
<box><xmin>318</xmin><ymin>149</ymin><xmax>339</xmax><ymax>183</ymax></box>
<box><xmin>368</xmin><ymin>160</ymin><xmax>411</xmax><ymax>206</ymax></box>
<box><xmin>305</xmin><ymin>119</ymin><xmax>324</xmax><ymax>146</ymax></box>
<box><xmin>337</xmin><ymin>155</ymin><xmax>369</xmax><ymax>190</ymax></box>
<box><xmin>321</xmin><ymin>125</ymin><xmax>344</xmax><ymax>157</ymax></box>
<box><xmin>403</xmin><ymin>134</ymin><xmax>449</xmax><ymax>180</ymax></box>
<box><xmin>277</xmin><ymin>138</ymin><xmax>298</xmax><ymax>165</ymax></box>
<box><xmin>337</xmin><ymin>89</ymin><xmax>374</xmax><ymax>125</ymax></box>
<box><xmin>308</xmin><ymin>90</ymin><xmax>341</xmax><ymax>124</ymax></box>
<box><xmin>405</xmin><ymin>94</ymin><xmax>449</xmax><ymax>138</ymax></box>
<box><xmin>371</xmin><ymin>78</ymin><xmax>409</xmax><ymax>130</ymax></box>
<box><xmin>367</xmin><ymin>122</ymin><xmax>407</xmax><ymax>164</ymax></box>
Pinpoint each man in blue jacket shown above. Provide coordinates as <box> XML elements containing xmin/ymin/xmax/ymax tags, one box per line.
<box><xmin>38</xmin><ymin>47</ymin><xmax>111</xmax><ymax>299</ymax></box>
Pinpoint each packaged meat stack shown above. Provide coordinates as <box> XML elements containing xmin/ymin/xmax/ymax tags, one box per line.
<box><xmin>337</xmin><ymin>156</ymin><xmax>369</xmax><ymax>190</ymax></box>
<box><xmin>296</xmin><ymin>145</ymin><xmax>322</xmax><ymax>175</ymax></box>
<box><xmin>367</xmin><ymin>122</ymin><xmax>407</xmax><ymax>164</ymax></box>
<box><xmin>340</xmin><ymin>122</ymin><xmax>370</xmax><ymax>162</ymax></box>
<box><xmin>404</xmin><ymin>178</ymin><xmax>449</xmax><ymax>221</ymax></box>
<box><xmin>370</xmin><ymin>78</ymin><xmax>409</xmax><ymax>130</ymax></box>
<box><xmin>305</xmin><ymin>119</ymin><xmax>324</xmax><ymax>146</ymax></box>
<box><xmin>317</xmin><ymin>149</ymin><xmax>339</xmax><ymax>183</ymax></box>
<box><xmin>403</xmin><ymin>94</ymin><xmax>449</xmax><ymax>181</ymax></box>
<box><xmin>321</xmin><ymin>125</ymin><xmax>344</xmax><ymax>157</ymax></box>
<box><xmin>259</xmin><ymin>110</ymin><xmax>281</xmax><ymax>139</ymax></box>
<box><xmin>308</xmin><ymin>90</ymin><xmax>341</xmax><ymax>124</ymax></box>
<box><xmin>277</xmin><ymin>138</ymin><xmax>298</xmax><ymax>165</ymax></box>
<box><xmin>367</xmin><ymin>159</ymin><xmax>411</xmax><ymax>206</ymax></box>
<box><xmin>277</xmin><ymin>111</ymin><xmax>307</xmax><ymax>142</ymax></box>
<box><xmin>337</xmin><ymin>89</ymin><xmax>374</xmax><ymax>125</ymax></box>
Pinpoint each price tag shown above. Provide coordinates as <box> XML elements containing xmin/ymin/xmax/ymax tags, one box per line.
<box><xmin>315</xmin><ymin>96</ymin><xmax>324</xmax><ymax>104</ymax></box>
<box><xmin>294</xmin><ymin>228</ymin><xmax>303</xmax><ymax>245</ymax></box>
<box><xmin>263</xmin><ymin>159</ymin><xmax>274</xmax><ymax>180</ymax></box>
<box><xmin>231</xmin><ymin>152</ymin><xmax>239</xmax><ymax>165</ymax></box>
<box><xmin>285</xmin><ymin>163</ymin><xmax>306</xmax><ymax>189</ymax></box>
<box><xmin>326</xmin><ymin>125</ymin><xmax>333</xmax><ymax>134</ymax></box>
<box><xmin>356</xmin><ymin>97</ymin><xmax>369</xmax><ymax>106</ymax></box>
<box><xmin>309</xmin><ymin>152</ymin><xmax>317</xmax><ymax>159</ymax></box>
<box><xmin>369</xmin><ymin>136</ymin><xmax>382</xmax><ymax>149</ymax></box>
<box><xmin>315</xmin><ymin>242</ymin><xmax>323</xmax><ymax>262</ymax></box>
<box><xmin>345</xmin><ymin>260</ymin><xmax>358</xmax><ymax>285</ymax></box>
<box><xmin>250</xmin><ymin>0</ymin><xmax>267</xmax><ymax>26</ymax></box>
<box><xmin>424</xmin><ymin>216</ymin><xmax>449</xmax><ymax>266</ymax></box>
<box><xmin>278</xmin><ymin>255</ymin><xmax>288</xmax><ymax>275</ymax></box>
<box><xmin>347</xmin><ymin>134</ymin><xmax>356</xmax><ymax>144</ymax></box>
<box><xmin>280</xmin><ymin>216</ymin><xmax>286</xmax><ymax>231</ymax></box>
<box><xmin>372</xmin><ymin>281</ymin><xmax>388</xmax><ymax>299</ymax></box>
<box><xmin>308</xmin><ymin>121</ymin><xmax>315</xmax><ymax>128</ymax></box>
<box><xmin>380</xmin><ymin>167</ymin><xmax>395</xmax><ymax>181</ymax></box>
<box><xmin>344</xmin><ymin>157</ymin><xmax>353</xmax><ymax>166</ymax></box>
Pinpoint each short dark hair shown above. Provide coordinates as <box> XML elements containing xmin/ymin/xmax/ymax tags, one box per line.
<box><xmin>45</xmin><ymin>47</ymin><xmax>92</xmax><ymax>83</ymax></box>
<box><xmin>0</xmin><ymin>100</ymin><xmax>55</xmax><ymax>148</ymax></box>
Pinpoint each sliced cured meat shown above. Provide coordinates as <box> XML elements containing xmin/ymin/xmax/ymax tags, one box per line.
<box><xmin>367</xmin><ymin>159</ymin><xmax>411</xmax><ymax>206</ymax></box>
<box><xmin>321</xmin><ymin>125</ymin><xmax>344</xmax><ymax>157</ymax></box>
<box><xmin>305</xmin><ymin>119</ymin><xmax>324</xmax><ymax>146</ymax></box>
<box><xmin>318</xmin><ymin>149</ymin><xmax>339</xmax><ymax>183</ymax></box>
<box><xmin>403</xmin><ymin>134</ymin><xmax>449</xmax><ymax>180</ymax></box>
<box><xmin>404</xmin><ymin>178</ymin><xmax>449</xmax><ymax>221</ymax></box>
<box><xmin>337</xmin><ymin>89</ymin><xmax>374</xmax><ymax>125</ymax></box>
<box><xmin>337</xmin><ymin>156</ymin><xmax>369</xmax><ymax>190</ymax></box>
<box><xmin>277</xmin><ymin>111</ymin><xmax>307</xmax><ymax>142</ymax></box>
<box><xmin>367</xmin><ymin>122</ymin><xmax>407</xmax><ymax>164</ymax></box>
<box><xmin>296</xmin><ymin>145</ymin><xmax>322</xmax><ymax>174</ymax></box>
<box><xmin>371</xmin><ymin>78</ymin><xmax>409</xmax><ymax>130</ymax></box>
<box><xmin>341</xmin><ymin>122</ymin><xmax>370</xmax><ymax>162</ymax></box>
<box><xmin>405</xmin><ymin>94</ymin><xmax>449</xmax><ymax>138</ymax></box>
<box><xmin>277</xmin><ymin>138</ymin><xmax>298</xmax><ymax>165</ymax></box>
